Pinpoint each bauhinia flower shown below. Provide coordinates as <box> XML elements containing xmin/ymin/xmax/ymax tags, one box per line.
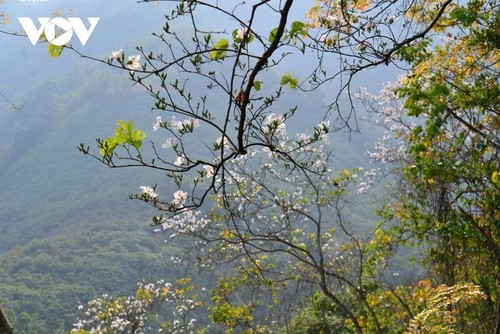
<box><xmin>319</xmin><ymin>133</ymin><xmax>330</xmax><ymax>144</ymax></box>
<box><xmin>140</xmin><ymin>186</ymin><xmax>158</xmax><ymax>199</ymax></box>
<box><xmin>179</xmin><ymin>118</ymin><xmax>200</xmax><ymax>133</ymax></box>
<box><xmin>172</xmin><ymin>190</ymin><xmax>187</xmax><ymax>204</ymax></box>
<box><xmin>110</xmin><ymin>49</ymin><xmax>123</xmax><ymax>60</ymax></box>
<box><xmin>214</xmin><ymin>136</ymin><xmax>230</xmax><ymax>150</ymax></box>
<box><xmin>153</xmin><ymin>116</ymin><xmax>162</xmax><ymax>131</ymax></box>
<box><xmin>203</xmin><ymin>165</ymin><xmax>214</xmax><ymax>178</ymax></box>
<box><xmin>170</xmin><ymin>116</ymin><xmax>181</xmax><ymax>129</ymax></box>
<box><xmin>318</xmin><ymin>120</ymin><xmax>330</xmax><ymax>132</ymax></box>
<box><xmin>296</xmin><ymin>133</ymin><xmax>310</xmax><ymax>142</ymax></box>
<box><xmin>174</xmin><ymin>155</ymin><xmax>186</xmax><ymax>166</ymax></box>
<box><xmin>162</xmin><ymin>138</ymin><xmax>177</xmax><ymax>149</ymax></box>
<box><xmin>326</xmin><ymin>14</ymin><xmax>341</xmax><ymax>26</ymax></box>
<box><xmin>263</xmin><ymin>113</ymin><xmax>286</xmax><ymax>136</ymax></box>
<box><xmin>236</xmin><ymin>27</ymin><xmax>249</xmax><ymax>40</ymax></box>
<box><xmin>126</xmin><ymin>55</ymin><xmax>141</xmax><ymax>72</ymax></box>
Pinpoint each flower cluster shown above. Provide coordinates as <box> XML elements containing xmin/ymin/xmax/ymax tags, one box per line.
<box><xmin>354</xmin><ymin>81</ymin><xmax>417</xmax><ymax>193</ymax></box>
<box><xmin>71</xmin><ymin>279</ymin><xmax>202</xmax><ymax>334</ymax></box>
<box><xmin>154</xmin><ymin>115</ymin><xmax>200</xmax><ymax>136</ymax></box>
<box><xmin>142</xmin><ymin>114</ymin><xmax>336</xmax><ymax>245</ymax></box>
<box><xmin>159</xmin><ymin>208</ymin><xmax>210</xmax><ymax>236</ymax></box>
<box><xmin>262</xmin><ymin>113</ymin><xmax>286</xmax><ymax>137</ymax></box>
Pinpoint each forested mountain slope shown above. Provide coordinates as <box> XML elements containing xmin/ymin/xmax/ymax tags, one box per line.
<box><xmin>0</xmin><ymin>57</ymin><xmax>187</xmax><ymax>333</ymax></box>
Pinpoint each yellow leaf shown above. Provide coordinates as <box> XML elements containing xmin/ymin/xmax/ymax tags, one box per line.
<box><xmin>48</xmin><ymin>43</ymin><xmax>64</xmax><ymax>58</ymax></box>
<box><xmin>492</xmin><ymin>171</ymin><xmax>499</xmax><ymax>183</ymax></box>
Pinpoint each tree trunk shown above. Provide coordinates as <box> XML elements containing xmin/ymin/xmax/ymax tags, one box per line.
<box><xmin>0</xmin><ymin>306</ymin><xmax>14</xmax><ymax>334</ymax></box>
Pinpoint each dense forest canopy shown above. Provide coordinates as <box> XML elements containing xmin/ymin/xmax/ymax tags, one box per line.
<box><xmin>0</xmin><ymin>0</ymin><xmax>498</xmax><ymax>333</ymax></box>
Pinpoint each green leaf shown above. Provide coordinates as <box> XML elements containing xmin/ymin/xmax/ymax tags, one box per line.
<box><xmin>253</xmin><ymin>81</ymin><xmax>262</xmax><ymax>91</ymax></box>
<box><xmin>280</xmin><ymin>74</ymin><xmax>299</xmax><ymax>89</ymax></box>
<box><xmin>210</xmin><ymin>38</ymin><xmax>229</xmax><ymax>60</ymax></box>
<box><xmin>47</xmin><ymin>43</ymin><xmax>63</xmax><ymax>58</ymax></box>
<box><xmin>99</xmin><ymin>138</ymin><xmax>118</xmax><ymax>156</ymax></box>
<box><xmin>280</xmin><ymin>74</ymin><xmax>291</xmax><ymax>85</ymax></box>
<box><xmin>115</xmin><ymin>120</ymin><xmax>146</xmax><ymax>148</ymax></box>
<box><xmin>450</xmin><ymin>7</ymin><xmax>478</xmax><ymax>27</ymax></box>
<box><xmin>290</xmin><ymin>21</ymin><xmax>306</xmax><ymax>39</ymax></box>
<box><xmin>99</xmin><ymin>120</ymin><xmax>146</xmax><ymax>156</ymax></box>
<box><xmin>269</xmin><ymin>27</ymin><xmax>279</xmax><ymax>43</ymax></box>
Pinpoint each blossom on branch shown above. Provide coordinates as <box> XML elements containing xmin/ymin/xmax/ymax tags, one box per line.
<box><xmin>236</xmin><ymin>28</ymin><xmax>249</xmax><ymax>40</ymax></box>
<box><xmin>162</xmin><ymin>138</ymin><xmax>177</xmax><ymax>149</ymax></box>
<box><xmin>203</xmin><ymin>165</ymin><xmax>214</xmax><ymax>178</ymax></box>
<box><xmin>172</xmin><ymin>190</ymin><xmax>188</xmax><ymax>205</ymax></box>
<box><xmin>110</xmin><ymin>49</ymin><xmax>123</xmax><ymax>60</ymax></box>
<box><xmin>174</xmin><ymin>155</ymin><xmax>186</xmax><ymax>166</ymax></box>
<box><xmin>140</xmin><ymin>186</ymin><xmax>158</xmax><ymax>199</ymax></box>
<box><xmin>153</xmin><ymin>116</ymin><xmax>162</xmax><ymax>131</ymax></box>
<box><xmin>126</xmin><ymin>55</ymin><xmax>141</xmax><ymax>72</ymax></box>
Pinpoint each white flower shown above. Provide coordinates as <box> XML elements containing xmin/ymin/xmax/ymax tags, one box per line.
<box><xmin>203</xmin><ymin>165</ymin><xmax>214</xmax><ymax>177</ymax></box>
<box><xmin>161</xmin><ymin>138</ymin><xmax>176</xmax><ymax>149</ymax></box>
<box><xmin>355</xmin><ymin>86</ymin><xmax>369</xmax><ymax>101</ymax></box>
<box><xmin>263</xmin><ymin>113</ymin><xmax>286</xmax><ymax>136</ymax></box>
<box><xmin>266</xmin><ymin>113</ymin><xmax>284</xmax><ymax>125</ymax></box>
<box><xmin>140</xmin><ymin>186</ymin><xmax>158</xmax><ymax>199</ymax></box>
<box><xmin>236</xmin><ymin>28</ymin><xmax>249</xmax><ymax>40</ymax></box>
<box><xmin>326</xmin><ymin>14</ymin><xmax>341</xmax><ymax>26</ymax></box>
<box><xmin>110</xmin><ymin>49</ymin><xmax>123</xmax><ymax>60</ymax></box>
<box><xmin>111</xmin><ymin>318</ymin><xmax>129</xmax><ymax>331</ymax></box>
<box><xmin>126</xmin><ymin>55</ymin><xmax>141</xmax><ymax>72</ymax></box>
<box><xmin>214</xmin><ymin>136</ymin><xmax>230</xmax><ymax>150</ymax></box>
<box><xmin>327</xmin><ymin>15</ymin><xmax>339</xmax><ymax>23</ymax></box>
<box><xmin>174</xmin><ymin>155</ymin><xmax>185</xmax><ymax>166</ymax></box>
<box><xmin>153</xmin><ymin>116</ymin><xmax>162</xmax><ymax>131</ymax></box>
<box><xmin>173</xmin><ymin>190</ymin><xmax>187</xmax><ymax>204</ymax></box>
<box><xmin>180</xmin><ymin>118</ymin><xmax>200</xmax><ymax>132</ymax></box>
<box><xmin>320</xmin><ymin>133</ymin><xmax>330</xmax><ymax>144</ymax></box>
<box><xmin>170</xmin><ymin>116</ymin><xmax>181</xmax><ymax>129</ymax></box>
<box><xmin>296</xmin><ymin>133</ymin><xmax>309</xmax><ymax>142</ymax></box>
<box><xmin>318</xmin><ymin>120</ymin><xmax>330</xmax><ymax>132</ymax></box>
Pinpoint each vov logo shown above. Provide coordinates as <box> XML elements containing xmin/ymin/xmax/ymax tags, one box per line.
<box><xmin>18</xmin><ymin>17</ymin><xmax>100</xmax><ymax>46</ymax></box>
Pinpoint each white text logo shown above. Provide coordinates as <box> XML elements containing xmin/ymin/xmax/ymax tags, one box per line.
<box><xmin>18</xmin><ymin>17</ymin><xmax>100</xmax><ymax>46</ymax></box>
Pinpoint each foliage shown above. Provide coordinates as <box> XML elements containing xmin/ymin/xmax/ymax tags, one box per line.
<box><xmin>406</xmin><ymin>282</ymin><xmax>487</xmax><ymax>334</ymax></box>
<box><xmin>289</xmin><ymin>281</ymin><xmax>488</xmax><ymax>334</ymax></box>
<box><xmin>0</xmin><ymin>219</ymin><xmax>187</xmax><ymax>333</ymax></box>
<box><xmin>357</xmin><ymin>1</ymin><xmax>500</xmax><ymax>331</ymax></box>
<box><xmin>98</xmin><ymin>120</ymin><xmax>146</xmax><ymax>157</ymax></box>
